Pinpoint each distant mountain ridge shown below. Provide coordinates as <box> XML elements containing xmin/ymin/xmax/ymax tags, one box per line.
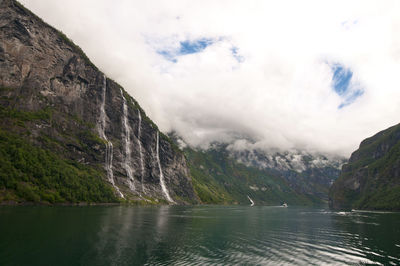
<box><xmin>170</xmin><ymin>133</ymin><xmax>347</xmax><ymax>205</ymax></box>
<box><xmin>183</xmin><ymin>144</ymin><xmax>321</xmax><ymax>205</ymax></box>
<box><xmin>329</xmin><ymin>123</ymin><xmax>400</xmax><ymax>210</ymax></box>
<box><xmin>228</xmin><ymin>146</ymin><xmax>346</xmax><ymax>201</ymax></box>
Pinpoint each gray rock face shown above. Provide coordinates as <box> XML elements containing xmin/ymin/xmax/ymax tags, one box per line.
<box><xmin>0</xmin><ymin>0</ymin><xmax>197</xmax><ymax>204</ymax></box>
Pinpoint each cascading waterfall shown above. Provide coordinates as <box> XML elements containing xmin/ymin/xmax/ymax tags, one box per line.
<box><xmin>98</xmin><ymin>75</ymin><xmax>124</xmax><ymax>198</ymax></box>
<box><xmin>247</xmin><ymin>195</ymin><xmax>255</xmax><ymax>206</ymax></box>
<box><xmin>137</xmin><ymin>110</ymin><xmax>145</xmax><ymax>193</ymax></box>
<box><xmin>156</xmin><ymin>132</ymin><xmax>174</xmax><ymax>203</ymax></box>
<box><xmin>121</xmin><ymin>89</ymin><xmax>135</xmax><ymax>192</ymax></box>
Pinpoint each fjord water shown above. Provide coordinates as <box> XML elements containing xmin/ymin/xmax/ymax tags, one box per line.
<box><xmin>1</xmin><ymin>206</ymin><xmax>399</xmax><ymax>265</ymax></box>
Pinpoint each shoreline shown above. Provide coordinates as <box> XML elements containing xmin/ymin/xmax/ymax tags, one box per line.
<box><xmin>0</xmin><ymin>201</ymin><xmax>121</xmax><ymax>206</ymax></box>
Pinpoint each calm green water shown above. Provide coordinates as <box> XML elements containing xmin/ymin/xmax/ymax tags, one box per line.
<box><xmin>0</xmin><ymin>205</ymin><xmax>399</xmax><ymax>265</ymax></box>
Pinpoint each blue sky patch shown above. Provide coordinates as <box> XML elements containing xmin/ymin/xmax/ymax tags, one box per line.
<box><xmin>330</xmin><ymin>63</ymin><xmax>363</xmax><ymax>109</ymax></box>
<box><xmin>332</xmin><ymin>64</ymin><xmax>353</xmax><ymax>96</ymax></box>
<box><xmin>156</xmin><ymin>37</ymin><xmax>245</xmax><ymax>65</ymax></box>
<box><xmin>179</xmin><ymin>38</ymin><xmax>214</xmax><ymax>55</ymax></box>
<box><xmin>157</xmin><ymin>38</ymin><xmax>215</xmax><ymax>62</ymax></box>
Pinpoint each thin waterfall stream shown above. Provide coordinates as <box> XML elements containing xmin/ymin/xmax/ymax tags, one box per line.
<box><xmin>98</xmin><ymin>75</ymin><xmax>123</xmax><ymax>198</ymax></box>
<box><xmin>137</xmin><ymin>110</ymin><xmax>145</xmax><ymax>194</ymax></box>
<box><xmin>156</xmin><ymin>132</ymin><xmax>174</xmax><ymax>203</ymax></box>
<box><xmin>121</xmin><ymin>90</ymin><xmax>135</xmax><ymax>192</ymax></box>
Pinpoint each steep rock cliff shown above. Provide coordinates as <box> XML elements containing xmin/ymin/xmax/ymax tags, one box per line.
<box><xmin>329</xmin><ymin>123</ymin><xmax>400</xmax><ymax>210</ymax></box>
<box><xmin>0</xmin><ymin>0</ymin><xmax>197</xmax><ymax>204</ymax></box>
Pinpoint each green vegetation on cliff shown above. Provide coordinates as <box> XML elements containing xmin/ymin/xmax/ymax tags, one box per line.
<box><xmin>329</xmin><ymin>123</ymin><xmax>400</xmax><ymax>210</ymax></box>
<box><xmin>0</xmin><ymin>100</ymin><xmax>118</xmax><ymax>204</ymax></box>
<box><xmin>0</xmin><ymin>129</ymin><xmax>117</xmax><ymax>204</ymax></box>
<box><xmin>185</xmin><ymin>146</ymin><xmax>321</xmax><ymax>205</ymax></box>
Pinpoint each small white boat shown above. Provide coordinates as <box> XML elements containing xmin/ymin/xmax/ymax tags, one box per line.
<box><xmin>282</xmin><ymin>202</ymin><xmax>288</xmax><ymax>207</ymax></box>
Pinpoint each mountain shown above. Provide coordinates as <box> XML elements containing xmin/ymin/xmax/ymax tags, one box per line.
<box><xmin>0</xmin><ymin>0</ymin><xmax>197</xmax><ymax>204</ymax></box>
<box><xmin>184</xmin><ymin>144</ymin><xmax>320</xmax><ymax>205</ymax></box>
<box><xmin>228</xmin><ymin>146</ymin><xmax>346</xmax><ymax>201</ymax></box>
<box><xmin>170</xmin><ymin>132</ymin><xmax>346</xmax><ymax>205</ymax></box>
<box><xmin>329</xmin><ymin>123</ymin><xmax>400</xmax><ymax>210</ymax></box>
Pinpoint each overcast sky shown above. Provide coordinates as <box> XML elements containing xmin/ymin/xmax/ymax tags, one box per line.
<box><xmin>21</xmin><ymin>0</ymin><xmax>400</xmax><ymax>156</ymax></box>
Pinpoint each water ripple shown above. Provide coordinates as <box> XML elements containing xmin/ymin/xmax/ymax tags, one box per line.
<box><xmin>1</xmin><ymin>206</ymin><xmax>398</xmax><ymax>265</ymax></box>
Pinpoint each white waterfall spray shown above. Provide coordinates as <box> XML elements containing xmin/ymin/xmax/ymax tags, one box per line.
<box><xmin>247</xmin><ymin>195</ymin><xmax>255</xmax><ymax>206</ymax></box>
<box><xmin>121</xmin><ymin>89</ymin><xmax>135</xmax><ymax>192</ymax></box>
<box><xmin>156</xmin><ymin>132</ymin><xmax>174</xmax><ymax>203</ymax></box>
<box><xmin>137</xmin><ymin>110</ymin><xmax>145</xmax><ymax>193</ymax></box>
<box><xmin>98</xmin><ymin>75</ymin><xmax>124</xmax><ymax>198</ymax></box>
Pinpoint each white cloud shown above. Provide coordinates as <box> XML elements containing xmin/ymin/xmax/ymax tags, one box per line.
<box><xmin>20</xmin><ymin>0</ymin><xmax>400</xmax><ymax>156</ymax></box>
